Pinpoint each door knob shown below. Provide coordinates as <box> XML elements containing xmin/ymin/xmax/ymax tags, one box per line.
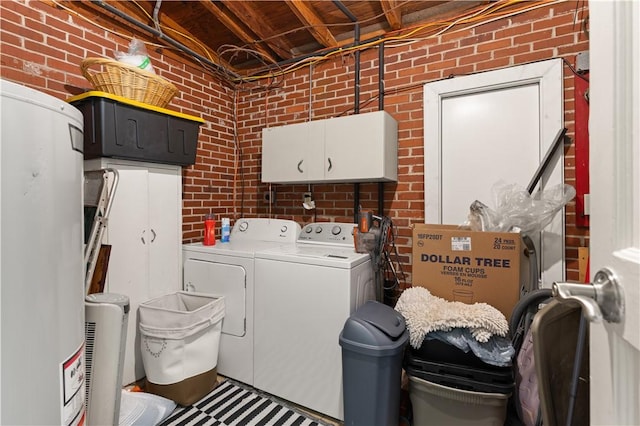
<box><xmin>552</xmin><ymin>267</ymin><xmax>624</xmax><ymax>323</ymax></box>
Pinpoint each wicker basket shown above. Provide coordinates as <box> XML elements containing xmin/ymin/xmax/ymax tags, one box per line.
<box><xmin>80</xmin><ymin>57</ymin><xmax>178</xmax><ymax>108</ymax></box>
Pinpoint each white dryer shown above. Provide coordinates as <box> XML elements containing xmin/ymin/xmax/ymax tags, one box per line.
<box><xmin>254</xmin><ymin>222</ymin><xmax>376</xmax><ymax>420</ymax></box>
<box><xmin>182</xmin><ymin>218</ymin><xmax>300</xmax><ymax>386</ymax></box>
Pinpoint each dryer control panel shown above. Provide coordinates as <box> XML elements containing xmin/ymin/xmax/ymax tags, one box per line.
<box><xmin>298</xmin><ymin>222</ymin><xmax>356</xmax><ymax>246</ymax></box>
<box><xmin>231</xmin><ymin>218</ymin><xmax>301</xmax><ymax>242</ymax></box>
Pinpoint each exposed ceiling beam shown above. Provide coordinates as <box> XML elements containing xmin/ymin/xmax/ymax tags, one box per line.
<box><xmin>217</xmin><ymin>0</ymin><xmax>295</xmax><ymax>61</ymax></box>
<box><xmin>115</xmin><ymin>1</ymin><xmax>232</xmax><ymax>70</ymax></box>
<box><xmin>198</xmin><ymin>0</ymin><xmax>282</xmax><ymax>64</ymax></box>
<box><xmin>380</xmin><ymin>0</ymin><xmax>402</xmax><ymax>30</ymax></box>
<box><xmin>285</xmin><ymin>0</ymin><xmax>338</xmax><ymax>48</ymax></box>
<box><xmin>48</xmin><ymin>0</ymin><xmax>235</xmax><ymax>75</ymax></box>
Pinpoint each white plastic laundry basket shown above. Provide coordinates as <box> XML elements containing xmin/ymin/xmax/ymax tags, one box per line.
<box><xmin>139</xmin><ymin>291</ymin><xmax>225</xmax><ymax>405</ymax></box>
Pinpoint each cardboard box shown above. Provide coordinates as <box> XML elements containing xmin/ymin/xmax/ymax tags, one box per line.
<box><xmin>412</xmin><ymin>224</ymin><xmax>529</xmax><ymax>320</ymax></box>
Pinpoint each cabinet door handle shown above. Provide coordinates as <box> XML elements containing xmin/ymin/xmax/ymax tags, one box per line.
<box><xmin>297</xmin><ymin>160</ymin><xmax>304</xmax><ymax>173</ymax></box>
<box><xmin>327</xmin><ymin>157</ymin><xmax>332</xmax><ymax>172</ymax></box>
<box><xmin>141</xmin><ymin>230</ymin><xmax>146</xmax><ymax>245</ymax></box>
<box><xmin>151</xmin><ymin>229</ymin><xmax>157</xmax><ymax>243</ymax></box>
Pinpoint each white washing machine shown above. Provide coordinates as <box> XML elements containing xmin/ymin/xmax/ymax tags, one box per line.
<box><xmin>182</xmin><ymin>218</ymin><xmax>300</xmax><ymax>386</ymax></box>
<box><xmin>254</xmin><ymin>222</ymin><xmax>376</xmax><ymax>420</ymax></box>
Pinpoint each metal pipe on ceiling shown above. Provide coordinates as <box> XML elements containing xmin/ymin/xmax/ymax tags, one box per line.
<box><xmin>90</xmin><ymin>0</ymin><xmax>239</xmax><ymax>79</ymax></box>
<box><xmin>258</xmin><ymin>34</ymin><xmax>384</xmax><ymax>72</ymax></box>
<box><xmin>152</xmin><ymin>0</ymin><xmax>162</xmax><ymax>33</ymax></box>
<box><xmin>332</xmin><ymin>0</ymin><xmax>357</xmax><ymax>21</ymax></box>
<box><xmin>333</xmin><ymin>0</ymin><xmax>361</xmax><ymax>114</ymax></box>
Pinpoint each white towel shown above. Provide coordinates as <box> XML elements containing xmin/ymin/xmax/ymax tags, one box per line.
<box><xmin>395</xmin><ymin>286</ymin><xmax>509</xmax><ymax>349</ymax></box>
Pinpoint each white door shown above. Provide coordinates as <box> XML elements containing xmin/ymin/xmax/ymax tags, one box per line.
<box><xmin>97</xmin><ymin>162</ymin><xmax>150</xmax><ymax>384</ymax></box>
<box><xmin>102</xmin><ymin>164</ymin><xmax>149</xmax><ymax>295</ymax></box>
<box><xmin>424</xmin><ymin>59</ymin><xmax>565</xmax><ymax>287</ymax></box>
<box><xmin>147</xmin><ymin>164</ymin><xmax>182</xmax><ymax>298</ymax></box>
<box><xmin>588</xmin><ymin>1</ymin><xmax>640</xmax><ymax>423</ymax></box>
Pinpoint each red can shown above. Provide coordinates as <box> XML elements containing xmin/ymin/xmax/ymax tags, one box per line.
<box><xmin>203</xmin><ymin>214</ymin><xmax>216</xmax><ymax>246</ymax></box>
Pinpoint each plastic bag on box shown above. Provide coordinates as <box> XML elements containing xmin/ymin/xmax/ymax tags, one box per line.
<box><xmin>465</xmin><ymin>181</ymin><xmax>576</xmax><ymax>235</ymax></box>
<box><xmin>114</xmin><ymin>38</ymin><xmax>155</xmax><ymax>73</ymax></box>
<box><xmin>427</xmin><ymin>328</ymin><xmax>514</xmax><ymax>367</ymax></box>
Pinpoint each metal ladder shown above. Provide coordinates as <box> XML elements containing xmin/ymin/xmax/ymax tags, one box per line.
<box><xmin>84</xmin><ymin>168</ymin><xmax>118</xmax><ymax>295</ymax></box>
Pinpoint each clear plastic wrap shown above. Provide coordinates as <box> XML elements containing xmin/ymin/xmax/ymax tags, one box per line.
<box><xmin>426</xmin><ymin>328</ymin><xmax>515</xmax><ymax>367</ymax></box>
<box><xmin>114</xmin><ymin>38</ymin><xmax>155</xmax><ymax>73</ymax></box>
<box><xmin>465</xmin><ymin>181</ymin><xmax>576</xmax><ymax>235</ymax></box>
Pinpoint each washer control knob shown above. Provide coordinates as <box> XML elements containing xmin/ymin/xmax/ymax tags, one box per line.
<box><xmin>238</xmin><ymin>221</ymin><xmax>249</xmax><ymax>232</ymax></box>
<box><xmin>281</xmin><ymin>225</ymin><xmax>288</xmax><ymax>233</ymax></box>
<box><xmin>305</xmin><ymin>226</ymin><xmax>313</xmax><ymax>234</ymax></box>
<box><xmin>315</xmin><ymin>226</ymin><xmax>323</xmax><ymax>234</ymax></box>
<box><xmin>331</xmin><ymin>225</ymin><xmax>341</xmax><ymax>235</ymax></box>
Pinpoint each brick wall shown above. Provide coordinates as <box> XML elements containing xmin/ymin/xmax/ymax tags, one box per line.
<box><xmin>0</xmin><ymin>0</ymin><xmax>236</xmax><ymax>241</ymax></box>
<box><xmin>0</xmin><ymin>0</ymin><xmax>589</xmax><ymax>284</ymax></box>
<box><xmin>233</xmin><ymin>1</ymin><xmax>590</xmax><ymax>285</ymax></box>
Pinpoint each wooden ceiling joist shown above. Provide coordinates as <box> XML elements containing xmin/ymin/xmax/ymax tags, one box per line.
<box><xmin>115</xmin><ymin>1</ymin><xmax>233</xmax><ymax>71</ymax></box>
<box><xmin>49</xmin><ymin>0</ymin><xmax>234</xmax><ymax>74</ymax></box>
<box><xmin>198</xmin><ymin>0</ymin><xmax>282</xmax><ymax>64</ymax></box>
<box><xmin>380</xmin><ymin>0</ymin><xmax>402</xmax><ymax>30</ymax></box>
<box><xmin>217</xmin><ymin>0</ymin><xmax>295</xmax><ymax>61</ymax></box>
<box><xmin>285</xmin><ymin>0</ymin><xmax>338</xmax><ymax>48</ymax></box>
<box><xmin>44</xmin><ymin>0</ymin><xmax>498</xmax><ymax>78</ymax></box>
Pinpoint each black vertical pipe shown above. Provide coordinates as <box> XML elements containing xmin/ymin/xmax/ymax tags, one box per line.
<box><xmin>378</xmin><ymin>41</ymin><xmax>384</xmax><ymax>110</ymax></box>
<box><xmin>354</xmin><ymin>185</ymin><xmax>360</xmax><ymax>223</ymax></box>
<box><xmin>333</xmin><ymin>1</ymin><xmax>361</xmax><ymax>222</ymax></box>
<box><xmin>354</xmin><ymin>23</ymin><xmax>361</xmax><ymax>114</ymax></box>
<box><xmin>377</xmin><ymin>41</ymin><xmax>385</xmax><ymax>217</ymax></box>
<box><xmin>353</xmin><ymin>22</ymin><xmax>361</xmax><ymax>222</ymax></box>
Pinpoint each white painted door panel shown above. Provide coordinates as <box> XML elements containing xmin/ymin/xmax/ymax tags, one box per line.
<box><xmin>588</xmin><ymin>1</ymin><xmax>640</xmax><ymax>423</ymax></box>
<box><xmin>148</xmin><ymin>166</ymin><xmax>181</xmax><ymax>299</ymax></box>
<box><xmin>424</xmin><ymin>58</ymin><xmax>565</xmax><ymax>286</ymax></box>
<box><xmin>441</xmin><ymin>85</ymin><xmax>540</xmax><ymax>223</ymax></box>
<box><xmin>97</xmin><ymin>164</ymin><xmax>150</xmax><ymax>385</ymax></box>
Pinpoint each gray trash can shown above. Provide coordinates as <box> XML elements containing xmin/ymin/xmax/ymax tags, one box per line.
<box><xmin>339</xmin><ymin>301</ymin><xmax>409</xmax><ymax>426</ymax></box>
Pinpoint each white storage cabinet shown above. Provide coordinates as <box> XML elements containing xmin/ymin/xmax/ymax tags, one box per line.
<box><xmin>84</xmin><ymin>158</ymin><xmax>183</xmax><ymax>386</ymax></box>
<box><xmin>262</xmin><ymin>110</ymin><xmax>398</xmax><ymax>183</ymax></box>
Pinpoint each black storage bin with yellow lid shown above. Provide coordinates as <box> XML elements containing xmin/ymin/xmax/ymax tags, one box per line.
<box><xmin>67</xmin><ymin>91</ymin><xmax>204</xmax><ymax>166</ymax></box>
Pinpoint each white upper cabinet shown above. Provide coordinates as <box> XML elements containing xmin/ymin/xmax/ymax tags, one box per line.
<box><xmin>261</xmin><ymin>119</ymin><xmax>325</xmax><ymax>182</ymax></box>
<box><xmin>261</xmin><ymin>110</ymin><xmax>398</xmax><ymax>184</ymax></box>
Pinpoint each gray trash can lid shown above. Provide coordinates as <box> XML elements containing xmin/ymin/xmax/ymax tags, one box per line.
<box><xmin>356</xmin><ymin>300</ymin><xmax>406</xmax><ymax>339</ymax></box>
<box><xmin>339</xmin><ymin>301</ymin><xmax>408</xmax><ymax>356</ymax></box>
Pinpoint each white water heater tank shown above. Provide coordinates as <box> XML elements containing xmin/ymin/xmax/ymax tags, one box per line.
<box><xmin>1</xmin><ymin>79</ymin><xmax>86</xmax><ymax>425</ymax></box>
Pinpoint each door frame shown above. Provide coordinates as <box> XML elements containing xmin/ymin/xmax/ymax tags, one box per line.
<box><xmin>423</xmin><ymin>58</ymin><xmax>565</xmax><ymax>285</ymax></box>
<box><xmin>589</xmin><ymin>0</ymin><xmax>640</xmax><ymax>423</ymax></box>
